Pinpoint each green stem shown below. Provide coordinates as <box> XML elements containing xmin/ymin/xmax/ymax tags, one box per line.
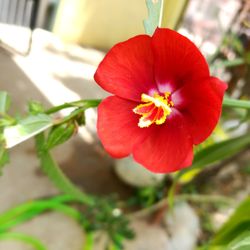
<box><xmin>83</xmin><ymin>233</ymin><xmax>94</xmax><ymax>250</ymax></box>
<box><xmin>223</xmin><ymin>97</ymin><xmax>250</xmax><ymax>110</ymax></box>
<box><xmin>130</xmin><ymin>194</ymin><xmax>233</xmax><ymax>219</ymax></box>
<box><xmin>35</xmin><ymin>133</ymin><xmax>95</xmax><ymax>206</ymax></box>
<box><xmin>54</xmin><ymin>107</ymin><xmax>85</xmax><ymax>125</ymax></box>
<box><xmin>177</xmin><ymin>194</ymin><xmax>234</xmax><ymax>204</ymax></box>
<box><xmin>212</xmin><ymin>58</ymin><xmax>245</xmax><ymax>68</ymax></box>
<box><xmin>0</xmin><ymin>232</ymin><xmax>47</xmax><ymax>250</ymax></box>
<box><xmin>46</xmin><ymin>99</ymin><xmax>101</xmax><ymax>115</ymax></box>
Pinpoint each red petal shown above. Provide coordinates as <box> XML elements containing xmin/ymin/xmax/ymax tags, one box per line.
<box><xmin>173</xmin><ymin>77</ymin><xmax>227</xmax><ymax>144</ymax></box>
<box><xmin>97</xmin><ymin>96</ymin><xmax>151</xmax><ymax>157</ymax></box>
<box><xmin>151</xmin><ymin>28</ymin><xmax>209</xmax><ymax>92</ymax></box>
<box><xmin>133</xmin><ymin>112</ymin><xmax>193</xmax><ymax>173</ymax></box>
<box><xmin>182</xmin><ymin>147</ymin><xmax>194</xmax><ymax>168</ymax></box>
<box><xmin>94</xmin><ymin>35</ymin><xmax>156</xmax><ymax>102</ymax></box>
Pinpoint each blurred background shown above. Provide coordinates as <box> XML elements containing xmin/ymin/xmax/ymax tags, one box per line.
<box><xmin>0</xmin><ymin>0</ymin><xmax>250</xmax><ymax>249</ymax></box>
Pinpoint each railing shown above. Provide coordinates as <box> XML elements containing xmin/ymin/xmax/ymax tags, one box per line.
<box><xmin>0</xmin><ymin>0</ymin><xmax>40</xmax><ymax>55</ymax></box>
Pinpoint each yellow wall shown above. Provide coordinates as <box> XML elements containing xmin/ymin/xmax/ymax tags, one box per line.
<box><xmin>53</xmin><ymin>0</ymin><xmax>147</xmax><ymax>50</ymax></box>
<box><xmin>53</xmin><ymin>0</ymin><xmax>188</xmax><ymax>50</ymax></box>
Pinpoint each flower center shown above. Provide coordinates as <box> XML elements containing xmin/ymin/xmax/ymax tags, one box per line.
<box><xmin>133</xmin><ymin>92</ymin><xmax>174</xmax><ymax>128</ymax></box>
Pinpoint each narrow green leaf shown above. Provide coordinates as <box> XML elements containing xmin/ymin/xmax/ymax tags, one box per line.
<box><xmin>223</xmin><ymin>33</ymin><xmax>245</xmax><ymax>56</ymax></box>
<box><xmin>0</xmin><ymin>232</ymin><xmax>47</xmax><ymax>250</ymax></box>
<box><xmin>0</xmin><ymin>92</ymin><xmax>10</xmax><ymax>114</ymax></box>
<box><xmin>3</xmin><ymin>114</ymin><xmax>53</xmax><ymax>148</ymax></box>
<box><xmin>223</xmin><ymin>97</ymin><xmax>250</xmax><ymax>110</ymax></box>
<box><xmin>228</xmin><ymin>231</ymin><xmax>250</xmax><ymax>250</ymax></box>
<box><xmin>143</xmin><ymin>0</ymin><xmax>162</xmax><ymax>35</ymax></box>
<box><xmin>192</xmin><ymin>134</ymin><xmax>250</xmax><ymax>169</ymax></box>
<box><xmin>0</xmin><ymin>196</ymin><xmax>80</xmax><ymax>229</ymax></box>
<box><xmin>46</xmin><ymin>123</ymin><xmax>75</xmax><ymax>150</ymax></box>
<box><xmin>211</xmin><ymin>197</ymin><xmax>250</xmax><ymax>246</ymax></box>
<box><xmin>175</xmin><ymin>134</ymin><xmax>250</xmax><ymax>182</ymax></box>
<box><xmin>0</xmin><ymin>202</ymin><xmax>81</xmax><ymax>232</ymax></box>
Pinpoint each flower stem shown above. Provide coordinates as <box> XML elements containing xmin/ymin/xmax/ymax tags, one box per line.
<box><xmin>54</xmin><ymin>107</ymin><xmax>85</xmax><ymax>125</ymax></box>
<box><xmin>130</xmin><ymin>194</ymin><xmax>234</xmax><ymax>219</ymax></box>
<box><xmin>212</xmin><ymin>58</ymin><xmax>245</xmax><ymax>68</ymax></box>
<box><xmin>223</xmin><ymin>97</ymin><xmax>250</xmax><ymax>110</ymax></box>
<box><xmin>45</xmin><ymin>99</ymin><xmax>101</xmax><ymax>115</ymax></box>
<box><xmin>35</xmin><ymin>133</ymin><xmax>95</xmax><ymax>206</ymax></box>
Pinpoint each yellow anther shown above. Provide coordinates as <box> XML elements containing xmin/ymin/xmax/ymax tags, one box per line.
<box><xmin>133</xmin><ymin>92</ymin><xmax>174</xmax><ymax>128</ymax></box>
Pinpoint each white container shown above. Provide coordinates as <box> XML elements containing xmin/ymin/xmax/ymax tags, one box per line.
<box><xmin>114</xmin><ymin>156</ymin><xmax>165</xmax><ymax>188</ymax></box>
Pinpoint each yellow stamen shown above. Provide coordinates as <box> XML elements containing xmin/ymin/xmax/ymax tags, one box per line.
<box><xmin>133</xmin><ymin>92</ymin><xmax>174</xmax><ymax>128</ymax></box>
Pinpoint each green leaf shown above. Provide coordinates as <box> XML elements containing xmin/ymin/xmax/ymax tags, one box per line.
<box><xmin>83</xmin><ymin>233</ymin><xmax>94</xmax><ymax>250</ymax></box>
<box><xmin>192</xmin><ymin>134</ymin><xmax>250</xmax><ymax>169</ymax></box>
<box><xmin>144</xmin><ymin>0</ymin><xmax>162</xmax><ymax>35</ymax></box>
<box><xmin>75</xmin><ymin>112</ymin><xmax>85</xmax><ymax>126</ymax></box>
<box><xmin>0</xmin><ymin>92</ymin><xmax>10</xmax><ymax>114</ymax></box>
<box><xmin>160</xmin><ymin>0</ymin><xmax>189</xmax><ymax>30</ymax></box>
<box><xmin>176</xmin><ymin>134</ymin><xmax>250</xmax><ymax>181</ymax></box>
<box><xmin>3</xmin><ymin>114</ymin><xmax>53</xmax><ymax>148</ymax></box>
<box><xmin>0</xmin><ymin>201</ymin><xmax>81</xmax><ymax>232</ymax></box>
<box><xmin>0</xmin><ymin>118</ymin><xmax>14</xmax><ymax>128</ymax></box>
<box><xmin>228</xmin><ymin>231</ymin><xmax>250</xmax><ymax>250</ymax></box>
<box><xmin>0</xmin><ymin>232</ymin><xmax>47</xmax><ymax>250</ymax></box>
<box><xmin>28</xmin><ymin>100</ymin><xmax>45</xmax><ymax>115</ymax></box>
<box><xmin>223</xmin><ymin>97</ymin><xmax>250</xmax><ymax>110</ymax></box>
<box><xmin>243</xmin><ymin>109</ymin><xmax>250</xmax><ymax>121</ymax></box>
<box><xmin>223</xmin><ymin>33</ymin><xmax>245</xmax><ymax>56</ymax></box>
<box><xmin>211</xmin><ymin>197</ymin><xmax>250</xmax><ymax>246</ymax></box>
<box><xmin>0</xmin><ymin>147</ymin><xmax>9</xmax><ymax>173</ymax></box>
<box><xmin>46</xmin><ymin>123</ymin><xmax>75</xmax><ymax>150</ymax></box>
<box><xmin>169</xmin><ymin>134</ymin><xmax>250</xmax><ymax>206</ymax></box>
<box><xmin>0</xmin><ymin>195</ymin><xmax>79</xmax><ymax>228</ymax></box>
<box><xmin>245</xmin><ymin>52</ymin><xmax>250</xmax><ymax>64</ymax></box>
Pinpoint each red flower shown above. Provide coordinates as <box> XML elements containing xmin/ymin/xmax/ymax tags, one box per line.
<box><xmin>94</xmin><ymin>28</ymin><xmax>227</xmax><ymax>173</ymax></box>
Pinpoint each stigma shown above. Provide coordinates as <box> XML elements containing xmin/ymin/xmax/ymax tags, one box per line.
<box><xmin>133</xmin><ymin>92</ymin><xmax>174</xmax><ymax>128</ymax></box>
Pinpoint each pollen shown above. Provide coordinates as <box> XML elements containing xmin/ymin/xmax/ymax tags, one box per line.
<box><xmin>133</xmin><ymin>92</ymin><xmax>174</xmax><ymax>128</ymax></box>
